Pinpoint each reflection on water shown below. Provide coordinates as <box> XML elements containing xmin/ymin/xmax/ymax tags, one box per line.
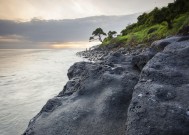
<box><xmin>0</xmin><ymin>49</ymin><xmax>84</xmax><ymax>135</ymax></box>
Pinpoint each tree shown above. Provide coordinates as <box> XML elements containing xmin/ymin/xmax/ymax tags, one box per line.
<box><xmin>174</xmin><ymin>0</ymin><xmax>189</xmax><ymax>13</ymax></box>
<box><xmin>107</xmin><ymin>31</ymin><xmax>117</xmax><ymax>39</ymax></box>
<box><xmin>121</xmin><ymin>23</ymin><xmax>137</xmax><ymax>36</ymax></box>
<box><xmin>89</xmin><ymin>28</ymin><xmax>106</xmax><ymax>42</ymax></box>
<box><xmin>152</xmin><ymin>7</ymin><xmax>174</xmax><ymax>29</ymax></box>
<box><xmin>137</xmin><ymin>13</ymin><xmax>148</xmax><ymax>25</ymax></box>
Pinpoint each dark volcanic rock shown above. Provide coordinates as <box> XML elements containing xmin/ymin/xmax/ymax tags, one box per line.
<box><xmin>126</xmin><ymin>40</ymin><xmax>189</xmax><ymax>135</ymax></box>
<box><xmin>76</xmin><ymin>45</ymin><xmax>108</xmax><ymax>62</ymax></box>
<box><xmin>24</xmin><ymin>36</ymin><xmax>189</xmax><ymax>135</ymax></box>
<box><xmin>24</xmin><ymin>55</ymin><xmax>139</xmax><ymax>135</ymax></box>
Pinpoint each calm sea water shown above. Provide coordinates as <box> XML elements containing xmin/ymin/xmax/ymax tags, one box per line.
<box><xmin>0</xmin><ymin>49</ymin><xmax>84</xmax><ymax>135</ymax></box>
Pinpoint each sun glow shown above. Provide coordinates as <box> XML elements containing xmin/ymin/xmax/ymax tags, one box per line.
<box><xmin>51</xmin><ymin>41</ymin><xmax>100</xmax><ymax>49</ymax></box>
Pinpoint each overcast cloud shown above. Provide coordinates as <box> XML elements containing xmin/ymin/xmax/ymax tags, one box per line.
<box><xmin>0</xmin><ymin>0</ymin><xmax>174</xmax><ymax>48</ymax></box>
<box><xmin>0</xmin><ymin>14</ymin><xmax>140</xmax><ymax>48</ymax></box>
<box><xmin>0</xmin><ymin>0</ymin><xmax>173</xmax><ymax>20</ymax></box>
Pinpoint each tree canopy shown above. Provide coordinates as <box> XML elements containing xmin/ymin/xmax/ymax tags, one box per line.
<box><xmin>89</xmin><ymin>28</ymin><xmax>106</xmax><ymax>42</ymax></box>
<box><xmin>121</xmin><ymin>0</ymin><xmax>189</xmax><ymax>35</ymax></box>
<box><xmin>108</xmin><ymin>31</ymin><xmax>117</xmax><ymax>39</ymax></box>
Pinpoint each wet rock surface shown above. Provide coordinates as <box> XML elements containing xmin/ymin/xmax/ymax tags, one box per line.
<box><xmin>24</xmin><ymin>36</ymin><xmax>189</xmax><ymax>135</ymax></box>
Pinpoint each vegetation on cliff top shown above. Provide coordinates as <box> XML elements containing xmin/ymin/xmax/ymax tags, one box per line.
<box><xmin>98</xmin><ymin>0</ymin><xmax>189</xmax><ymax>47</ymax></box>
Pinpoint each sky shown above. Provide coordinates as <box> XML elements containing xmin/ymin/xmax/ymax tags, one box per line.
<box><xmin>0</xmin><ymin>15</ymin><xmax>139</xmax><ymax>48</ymax></box>
<box><xmin>0</xmin><ymin>0</ymin><xmax>173</xmax><ymax>20</ymax></box>
<box><xmin>0</xmin><ymin>0</ymin><xmax>174</xmax><ymax>48</ymax></box>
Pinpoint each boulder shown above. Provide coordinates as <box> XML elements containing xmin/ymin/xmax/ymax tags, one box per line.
<box><xmin>24</xmin><ymin>58</ymin><xmax>139</xmax><ymax>135</ymax></box>
<box><xmin>24</xmin><ymin>36</ymin><xmax>189</xmax><ymax>135</ymax></box>
<box><xmin>126</xmin><ymin>40</ymin><xmax>189</xmax><ymax>135</ymax></box>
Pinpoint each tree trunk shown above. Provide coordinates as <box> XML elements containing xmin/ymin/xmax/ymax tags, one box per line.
<box><xmin>167</xmin><ymin>20</ymin><xmax>173</xmax><ymax>29</ymax></box>
<box><xmin>98</xmin><ymin>35</ymin><xmax>102</xmax><ymax>42</ymax></box>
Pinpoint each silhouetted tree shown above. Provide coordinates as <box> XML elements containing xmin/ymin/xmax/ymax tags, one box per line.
<box><xmin>108</xmin><ymin>31</ymin><xmax>117</xmax><ymax>39</ymax></box>
<box><xmin>89</xmin><ymin>28</ymin><xmax>106</xmax><ymax>42</ymax></box>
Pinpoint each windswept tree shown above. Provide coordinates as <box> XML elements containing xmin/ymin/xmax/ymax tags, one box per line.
<box><xmin>107</xmin><ymin>31</ymin><xmax>117</xmax><ymax>39</ymax></box>
<box><xmin>89</xmin><ymin>28</ymin><xmax>106</xmax><ymax>42</ymax></box>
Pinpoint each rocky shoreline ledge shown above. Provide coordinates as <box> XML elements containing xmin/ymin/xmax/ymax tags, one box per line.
<box><xmin>24</xmin><ymin>36</ymin><xmax>189</xmax><ymax>135</ymax></box>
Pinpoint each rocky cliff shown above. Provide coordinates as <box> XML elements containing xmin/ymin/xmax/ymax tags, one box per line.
<box><xmin>24</xmin><ymin>36</ymin><xmax>189</xmax><ymax>135</ymax></box>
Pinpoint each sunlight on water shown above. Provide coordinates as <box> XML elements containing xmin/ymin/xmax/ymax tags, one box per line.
<box><xmin>0</xmin><ymin>49</ymin><xmax>84</xmax><ymax>135</ymax></box>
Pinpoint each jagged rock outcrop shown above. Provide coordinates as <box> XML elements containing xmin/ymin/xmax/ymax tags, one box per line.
<box><xmin>24</xmin><ymin>36</ymin><xmax>189</xmax><ymax>135</ymax></box>
<box><xmin>127</xmin><ymin>38</ymin><xmax>189</xmax><ymax>135</ymax></box>
<box><xmin>24</xmin><ymin>53</ymin><xmax>140</xmax><ymax>135</ymax></box>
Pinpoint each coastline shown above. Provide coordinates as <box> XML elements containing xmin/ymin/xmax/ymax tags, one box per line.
<box><xmin>24</xmin><ymin>36</ymin><xmax>189</xmax><ymax>135</ymax></box>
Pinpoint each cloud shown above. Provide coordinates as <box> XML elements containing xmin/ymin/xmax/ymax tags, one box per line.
<box><xmin>0</xmin><ymin>13</ymin><xmax>140</xmax><ymax>48</ymax></box>
<box><xmin>0</xmin><ymin>35</ymin><xmax>25</xmax><ymax>42</ymax></box>
<box><xmin>0</xmin><ymin>0</ymin><xmax>173</xmax><ymax>20</ymax></box>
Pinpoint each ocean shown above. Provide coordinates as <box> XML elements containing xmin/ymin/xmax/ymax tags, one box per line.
<box><xmin>0</xmin><ymin>49</ymin><xmax>84</xmax><ymax>135</ymax></box>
